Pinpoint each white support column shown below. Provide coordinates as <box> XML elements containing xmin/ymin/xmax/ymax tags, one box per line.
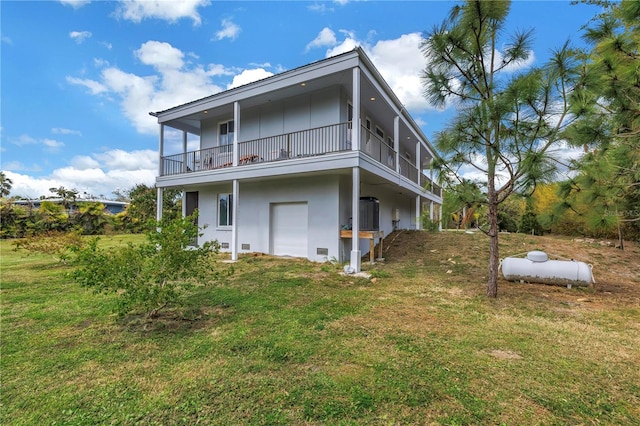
<box><xmin>416</xmin><ymin>195</ymin><xmax>422</xmax><ymax>230</ymax></box>
<box><xmin>394</xmin><ymin>116</ymin><xmax>400</xmax><ymax>174</ymax></box>
<box><xmin>416</xmin><ymin>140</ymin><xmax>421</xmax><ymax>187</ymax></box>
<box><xmin>352</xmin><ymin>67</ymin><xmax>361</xmax><ymax>151</ymax></box>
<box><xmin>182</xmin><ymin>130</ymin><xmax>188</xmax><ymax>173</ymax></box>
<box><xmin>430</xmin><ymin>200</ymin><xmax>434</xmax><ymax>221</ymax></box>
<box><xmin>233</xmin><ymin>101</ymin><xmax>240</xmax><ymax>166</ymax></box>
<box><xmin>231</xmin><ymin>179</ymin><xmax>239</xmax><ymax>261</ymax></box>
<box><xmin>156</xmin><ymin>187</ymin><xmax>163</xmax><ymax>223</ymax></box>
<box><xmin>158</xmin><ymin>124</ymin><xmax>165</xmax><ymax>176</ymax></box>
<box><xmin>350</xmin><ymin>166</ymin><xmax>361</xmax><ymax>272</ymax></box>
<box><xmin>439</xmin><ymin>204</ymin><xmax>443</xmax><ymax>231</ymax></box>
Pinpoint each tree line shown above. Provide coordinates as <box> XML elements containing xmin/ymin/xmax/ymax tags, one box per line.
<box><xmin>0</xmin><ymin>180</ymin><xmax>181</xmax><ymax>238</ymax></box>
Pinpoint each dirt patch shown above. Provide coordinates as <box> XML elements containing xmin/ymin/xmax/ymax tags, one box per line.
<box><xmin>380</xmin><ymin>230</ymin><xmax>640</xmax><ymax>307</ymax></box>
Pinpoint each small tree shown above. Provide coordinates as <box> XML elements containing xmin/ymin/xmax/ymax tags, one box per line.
<box><xmin>72</xmin><ymin>213</ymin><xmax>224</xmax><ymax>318</ymax></box>
<box><xmin>125</xmin><ymin>183</ymin><xmax>182</xmax><ymax>232</ymax></box>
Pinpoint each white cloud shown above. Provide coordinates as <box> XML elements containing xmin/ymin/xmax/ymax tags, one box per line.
<box><xmin>114</xmin><ymin>0</ymin><xmax>210</xmax><ymax>25</ymax></box>
<box><xmin>227</xmin><ymin>68</ymin><xmax>274</xmax><ymax>89</ymax></box>
<box><xmin>59</xmin><ymin>0</ymin><xmax>91</xmax><ymax>9</ymax></box>
<box><xmin>308</xmin><ymin>3</ymin><xmax>334</xmax><ymax>13</ymax></box>
<box><xmin>135</xmin><ymin>40</ymin><xmax>184</xmax><ymax>70</ymax></box>
<box><xmin>325</xmin><ymin>38</ymin><xmax>358</xmax><ymax>58</ymax></box>
<box><xmin>70</xmin><ymin>155</ymin><xmax>101</xmax><ymax>169</ymax></box>
<box><xmin>93</xmin><ymin>149</ymin><xmax>157</xmax><ymax>171</ymax></box>
<box><xmin>214</xmin><ymin>18</ymin><xmax>241</xmax><ymax>41</ymax></box>
<box><xmin>42</xmin><ymin>139</ymin><xmax>65</xmax><ymax>152</ymax></box>
<box><xmin>305</xmin><ymin>27</ymin><xmax>337</xmax><ymax>52</ymax></box>
<box><xmin>70</xmin><ymin>30</ymin><xmax>92</xmax><ymax>44</ymax></box>
<box><xmin>3</xmin><ymin>149</ymin><xmax>158</xmax><ymax>199</ymax></box>
<box><xmin>52</xmin><ymin>128</ymin><xmax>82</xmax><ymax>136</ymax></box>
<box><xmin>10</xmin><ymin>134</ymin><xmax>38</xmax><ymax>146</ymax></box>
<box><xmin>367</xmin><ymin>33</ymin><xmax>432</xmax><ymax>112</ymax></box>
<box><xmin>68</xmin><ymin>41</ymin><xmax>231</xmax><ymax>134</ymax></box>
<box><xmin>66</xmin><ymin>76</ymin><xmax>108</xmax><ymax>95</ymax></box>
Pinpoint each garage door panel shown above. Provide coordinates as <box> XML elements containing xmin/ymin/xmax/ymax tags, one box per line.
<box><xmin>271</xmin><ymin>202</ymin><xmax>308</xmax><ymax>258</ymax></box>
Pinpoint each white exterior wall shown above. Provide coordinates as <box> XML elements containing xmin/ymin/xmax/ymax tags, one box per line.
<box><xmin>197</xmin><ymin>175</ymin><xmax>341</xmax><ymax>262</ymax></box>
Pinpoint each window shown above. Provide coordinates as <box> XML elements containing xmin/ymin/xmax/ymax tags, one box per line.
<box><xmin>218</xmin><ymin>193</ymin><xmax>233</xmax><ymax>227</ymax></box>
<box><xmin>219</xmin><ymin>120</ymin><xmax>234</xmax><ymax>152</ymax></box>
<box><xmin>375</xmin><ymin>126</ymin><xmax>384</xmax><ymax>139</ymax></box>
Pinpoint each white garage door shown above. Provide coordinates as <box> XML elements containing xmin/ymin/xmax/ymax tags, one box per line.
<box><xmin>270</xmin><ymin>202</ymin><xmax>308</xmax><ymax>258</ymax></box>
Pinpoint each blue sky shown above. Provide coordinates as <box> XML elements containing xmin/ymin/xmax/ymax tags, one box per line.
<box><xmin>1</xmin><ymin>0</ymin><xmax>600</xmax><ymax>199</ymax></box>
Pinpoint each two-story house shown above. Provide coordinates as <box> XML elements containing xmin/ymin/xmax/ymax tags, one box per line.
<box><xmin>151</xmin><ymin>47</ymin><xmax>442</xmax><ymax>272</ymax></box>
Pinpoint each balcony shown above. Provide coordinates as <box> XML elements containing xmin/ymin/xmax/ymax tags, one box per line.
<box><xmin>160</xmin><ymin>122</ymin><xmax>440</xmax><ymax>196</ymax></box>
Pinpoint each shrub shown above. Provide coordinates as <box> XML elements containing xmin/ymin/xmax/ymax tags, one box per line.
<box><xmin>72</xmin><ymin>213</ymin><xmax>227</xmax><ymax>318</ymax></box>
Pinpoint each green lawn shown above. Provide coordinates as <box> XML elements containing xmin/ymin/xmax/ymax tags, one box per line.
<box><xmin>2</xmin><ymin>232</ymin><xmax>639</xmax><ymax>425</ymax></box>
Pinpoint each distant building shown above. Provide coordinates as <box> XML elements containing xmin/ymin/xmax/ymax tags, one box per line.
<box><xmin>13</xmin><ymin>198</ymin><xmax>129</xmax><ymax>215</ymax></box>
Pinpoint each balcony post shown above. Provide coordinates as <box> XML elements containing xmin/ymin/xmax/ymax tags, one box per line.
<box><xmin>156</xmin><ymin>187</ymin><xmax>163</xmax><ymax>224</ymax></box>
<box><xmin>394</xmin><ymin>116</ymin><xmax>400</xmax><ymax>174</ymax></box>
<box><xmin>416</xmin><ymin>140</ymin><xmax>421</xmax><ymax>185</ymax></box>
<box><xmin>158</xmin><ymin>123</ymin><xmax>164</xmax><ymax>176</ymax></box>
<box><xmin>233</xmin><ymin>101</ymin><xmax>240</xmax><ymax>166</ymax></box>
<box><xmin>182</xmin><ymin>130</ymin><xmax>187</xmax><ymax>173</ymax></box>
<box><xmin>350</xmin><ymin>166</ymin><xmax>361</xmax><ymax>273</ymax></box>
<box><xmin>416</xmin><ymin>195</ymin><xmax>422</xmax><ymax>230</ymax></box>
<box><xmin>231</xmin><ymin>179</ymin><xmax>239</xmax><ymax>261</ymax></box>
<box><xmin>352</xmin><ymin>67</ymin><xmax>360</xmax><ymax>151</ymax></box>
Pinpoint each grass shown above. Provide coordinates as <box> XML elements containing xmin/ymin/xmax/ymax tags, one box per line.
<box><xmin>1</xmin><ymin>231</ymin><xmax>639</xmax><ymax>425</ymax></box>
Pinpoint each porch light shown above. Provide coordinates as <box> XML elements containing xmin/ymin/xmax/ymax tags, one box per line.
<box><xmin>301</xmin><ymin>82</ymin><xmax>306</xmax><ymax>87</ymax></box>
<box><xmin>204</xmin><ymin>110</ymin><xmax>208</xmax><ymax>114</ymax></box>
<box><xmin>370</xmin><ymin>97</ymin><xmax>376</xmax><ymax>101</ymax></box>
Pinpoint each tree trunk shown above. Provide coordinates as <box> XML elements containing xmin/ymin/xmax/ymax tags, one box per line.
<box><xmin>487</xmin><ymin>198</ymin><xmax>500</xmax><ymax>298</ymax></box>
<box><xmin>617</xmin><ymin>219</ymin><xmax>624</xmax><ymax>250</ymax></box>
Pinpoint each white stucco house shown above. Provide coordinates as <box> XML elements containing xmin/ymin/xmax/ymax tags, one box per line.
<box><xmin>151</xmin><ymin>47</ymin><xmax>442</xmax><ymax>272</ymax></box>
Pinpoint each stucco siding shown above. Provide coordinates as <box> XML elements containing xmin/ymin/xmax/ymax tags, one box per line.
<box><xmin>196</xmin><ymin>175</ymin><xmax>341</xmax><ymax>262</ymax></box>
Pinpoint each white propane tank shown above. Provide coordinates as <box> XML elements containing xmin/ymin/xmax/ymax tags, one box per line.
<box><xmin>502</xmin><ymin>251</ymin><xmax>593</xmax><ymax>287</ymax></box>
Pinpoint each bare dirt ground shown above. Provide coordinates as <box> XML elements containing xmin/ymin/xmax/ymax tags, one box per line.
<box><xmin>380</xmin><ymin>230</ymin><xmax>640</xmax><ymax>308</ymax></box>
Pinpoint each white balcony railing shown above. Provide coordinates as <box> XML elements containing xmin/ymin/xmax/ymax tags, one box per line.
<box><xmin>160</xmin><ymin>121</ymin><xmax>440</xmax><ymax>196</ymax></box>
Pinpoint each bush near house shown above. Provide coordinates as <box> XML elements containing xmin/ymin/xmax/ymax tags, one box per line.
<box><xmin>72</xmin><ymin>213</ymin><xmax>224</xmax><ymax>318</ymax></box>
